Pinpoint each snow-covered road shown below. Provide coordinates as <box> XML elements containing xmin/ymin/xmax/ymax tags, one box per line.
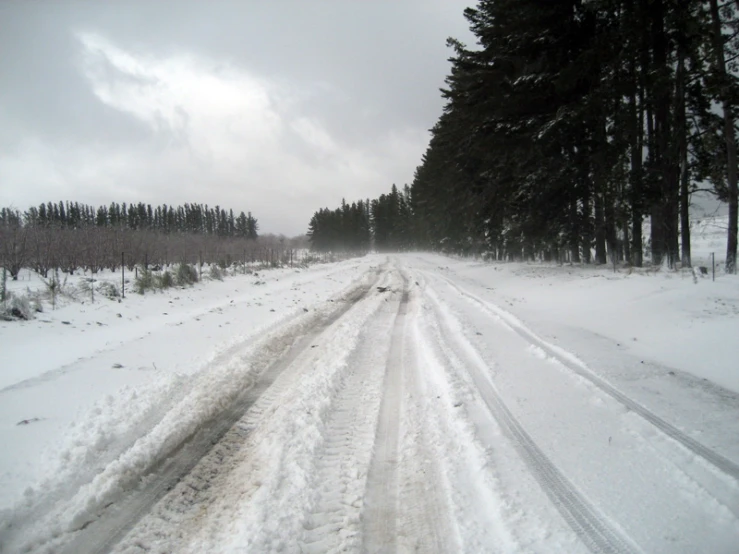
<box><xmin>2</xmin><ymin>255</ymin><xmax>738</xmax><ymax>553</ymax></box>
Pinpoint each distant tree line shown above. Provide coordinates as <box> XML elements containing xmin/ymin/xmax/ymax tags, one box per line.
<box><xmin>310</xmin><ymin>1</ymin><xmax>739</xmax><ymax>273</ymax></box>
<box><xmin>306</xmin><ymin>185</ymin><xmax>415</xmax><ymax>253</ymax></box>
<box><xmin>0</xmin><ymin>200</ymin><xmax>263</xmax><ymax>280</ymax></box>
<box><xmin>4</xmin><ymin>201</ymin><xmax>258</xmax><ymax>238</ymax></box>
<box><xmin>307</xmin><ymin>199</ymin><xmax>371</xmax><ymax>253</ymax></box>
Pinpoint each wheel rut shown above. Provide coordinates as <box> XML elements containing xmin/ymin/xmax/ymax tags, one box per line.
<box><xmin>422</xmin><ymin>283</ymin><xmax>640</xmax><ymax>554</ymax></box>
<box><xmin>436</xmin><ymin>273</ymin><xmax>739</xmax><ymax>483</ymax></box>
<box><xmin>297</xmin><ymin>307</ymin><xmax>393</xmax><ymax>553</ymax></box>
<box><xmin>361</xmin><ymin>282</ymin><xmax>409</xmax><ymax>554</ymax></box>
<box><xmin>54</xmin><ymin>268</ymin><xmax>385</xmax><ymax>554</ymax></box>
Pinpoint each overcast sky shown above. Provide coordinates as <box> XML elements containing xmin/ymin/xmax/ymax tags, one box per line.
<box><xmin>0</xmin><ymin>1</ymin><xmax>475</xmax><ymax>236</ymax></box>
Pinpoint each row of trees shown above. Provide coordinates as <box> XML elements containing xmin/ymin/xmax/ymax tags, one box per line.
<box><xmin>0</xmin><ymin>226</ymin><xmax>305</xmax><ymax>281</ymax></box>
<box><xmin>307</xmin><ymin>199</ymin><xmax>372</xmax><ymax>253</ymax></box>
<box><xmin>306</xmin><ymin>186</ymin><xmax>415</xmax><ymax>252</ymax></box>
<box><xmin>0</xmin><ymin>200</ymin><xmax>265</xmax><ymax>280</ymax></box>
<box><xmin>408</xmin><ymin>0</ymin><xmax>738</xmax><ymax>270</ymax></box>
<box><xmin>1</xmin><ymin>201</ymin><xmax>259</xmax><ymax>238</ymax></box>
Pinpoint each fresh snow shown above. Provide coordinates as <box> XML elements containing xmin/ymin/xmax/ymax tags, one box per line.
<box><xmin>0</xmin><ymin>245</ymin><xmax>738</xmax><ymax>553</ymax></box>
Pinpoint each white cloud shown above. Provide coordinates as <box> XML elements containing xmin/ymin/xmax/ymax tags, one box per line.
<box><xmin>77</xmin><ymin>31</ymin><xmax>283</xmax><ymax>159</ymax></box>
<box><xmin>0</xmin><ymin>32</ymin><xmax>431</xmax><ymax>235</ymax></box>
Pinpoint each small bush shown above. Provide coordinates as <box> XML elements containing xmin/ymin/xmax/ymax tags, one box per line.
<box><xmin>209</xmin><ymin>264</ymin><xmax>223</xmax><ymax>281</ymax></box>
<box><xmin>175</xmin><ymin>263</ymin><xmax>199</xmax><ymax>286</ymax></box>
<box><xmin>135</xmin><ymin>267</ymin><xmax>156</xmax><ymax>294</ymax></box>
<box><xmin>30</xmin><ymin>297</ymin><xmax>43</xmax><ymax>313</ymax></box>
<box><xmin>98</xmin><ymin>281</ymin><xmax>120</xmax><ymax>299</ymax></box>
<box><xmin>157</xmin><ymin>270</ymin><xmax>174</xmax><ymax>289</ymax></box>
<box><xmin>76</xmin><ymin>278</ymin><xmax>98</xmax><ymax>298</ymax></box>
<box><xmin>301</xmin><ymin>255</ymin><xmax>322</xmax><ymax>266</ymax></box>
<box><xmin>40</xmin><ymin>269</ymin><xmax>71</xmax><ymax>308</ymax></box>
<box><xmin>12</xmin><ymin>295</ymin><xmax>34</xmax><ymax>320</ymax></box>
<box><xmin>1</xmin><ymin>293</ymin><xmax>35</xmax><ymax>321</ymax></box>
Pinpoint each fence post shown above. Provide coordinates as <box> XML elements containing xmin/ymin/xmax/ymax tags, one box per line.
<box><xmin>199</xmin><ymin>250</ymin><xmax>203</xmax><ymax>280</ymax></box>
<box><xmin>712</xmin><ymin>252</ymin><xmax>715</xmax><ymax>282</ymax></box>
<box><xmin>121</xmin><ymin>251</ymin><xmax>125</xmax><ymax>298</ymax></box>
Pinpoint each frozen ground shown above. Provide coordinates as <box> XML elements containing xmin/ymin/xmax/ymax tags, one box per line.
<box><xmin>0</xmin><ymin>236</ymin><xmax>738</xmax><ymax>552</ymax></box>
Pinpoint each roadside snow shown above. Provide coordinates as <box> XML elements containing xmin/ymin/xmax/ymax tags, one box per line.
<box><xmin>411</xmin><ymin>257</ymin><xmax>739</xmax><ymax>393</ymax></box>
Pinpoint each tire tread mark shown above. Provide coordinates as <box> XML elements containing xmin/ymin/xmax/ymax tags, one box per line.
<box><xmin>424</xmin><ymin>286</ymin><xmax>639</xmax><ymax>554</ymax></box>
<box><xmin>56</xmin><ymin>269</ymin><xmax>386</xmax><ymax>554</ymax></box>
<box><xmin>362</xmin><ymin>276</ymin><xmax>410</xmax><ymax>553</ymax></box>
<box><xmin>437</xmin><ymin>274</ymin><xmax>739</xmax><ymax>482</ymax></box>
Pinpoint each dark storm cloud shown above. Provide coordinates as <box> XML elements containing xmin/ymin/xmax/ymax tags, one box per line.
<box><xmin>0</xmin><ymin>0</ymin><xmax>474</xmax><ymax>234</ymax></box>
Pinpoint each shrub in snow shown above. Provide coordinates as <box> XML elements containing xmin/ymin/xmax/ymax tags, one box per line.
<box><xmin>33</xmin><ymin>300</ymin><xmax>43</xmax><ymax>313</ymax></box>
<box><xmin>98</xmin><ymin>281</ymin><xmax>120</xmax><ymax>299</ymax></box>
<box><xmin>76</xmin><ymin>277</ymin><xmax>99</xmax><ymax>299</ymax></box>
<box><xmin>0</xmin><ymin>266</ymin><xmax>6</xmax><ymax>302</ymax></box>
<box><xmin>40</xmin><ymin>269</ymin><xmax>71</xmax><ymax>309</ymax></box>
<box><xmin>301</xmin><ymin>254</ymin><xmax>322</xmax><ymax>266</ymax></box>
<box><xmin>209</xmin><ymin>264</ymin><xmax>224</xmax><ymax>281</ymax></box>
<box><xmin>135</xmin><ymin>267</ymin><xmax>156</xmax><ymax>294</ymax></box>
<box><xmin>175</xmin><ymin>263</ymin><xmax>199</xmax><ymax>286</ymax></box>
<box><xmin>1</xmin><ymin>292</ymin><xmax>35</xmax><ymax>320</ymax></box>
<box><xmin>157</xmin><ymin>270</ymin><xmax>174</xmax><ymax>289</ymax></box>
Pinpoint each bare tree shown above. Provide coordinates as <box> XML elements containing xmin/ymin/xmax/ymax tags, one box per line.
<box><xmin>0</xmin><ymin>224</ymin><xmax>29</xmax><ymax>280</ymax></box>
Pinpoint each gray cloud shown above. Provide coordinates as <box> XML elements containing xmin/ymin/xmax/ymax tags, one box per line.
<box><xmin>0</xmin><ymin>0</ymin><xmax>474</xmax><ymax>235</ymax></box>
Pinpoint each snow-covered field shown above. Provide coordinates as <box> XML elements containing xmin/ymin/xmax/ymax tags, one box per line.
<box><xmin>1</xmin><ymin>231</ymin><xmax>738</xmax><ymax>552</ymax></box>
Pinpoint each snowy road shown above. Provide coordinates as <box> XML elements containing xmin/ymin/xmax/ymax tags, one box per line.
<box><xmin>2</xmin><ymin>255</ymin><xmax>738</xmax><ymax>553</ymax></box>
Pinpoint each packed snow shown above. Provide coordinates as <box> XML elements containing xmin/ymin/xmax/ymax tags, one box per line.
<box><xmin>1</xmin><ymin>235</ymin><xmax>738</xmax><ymax>553</ymax></box>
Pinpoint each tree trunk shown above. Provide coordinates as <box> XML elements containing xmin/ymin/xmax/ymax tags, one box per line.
<box><xmin>680</xmin><ymin>149</ymin><xmax>691</xmax><ymax>267</ymax></box>
<box><xmin>582</xmin><ymin>185</ymin><xmax>592</xmax><ymax>264</ymax></box>
<box><xmin>674</xmin><ymin>37</ymin><xmax>691</xmax><ymax>267</ymax></box>
<box><xmin>630</xmin><ymin>54</ymin><xmax>644</xmax><ymax>267</ymax></box>
<box><xmin>648</xmin><ymin>0</ymin><xmax>679</xmax><ymax>268</ymax></box>
<box><xmin>605</xmin><ymin>184</ymin><xmax>618</xmax><ymax>264</ymax></box>
<box><xmin>592</xmin><ymin>95</ymin><xmax>608</xmax><ymax>265</ymax></box>
<box><xmin>709</xmin><ymin>0</ymin><xmax>738</xmax><ymax>273</ymax></box>
<box><xmin>594</xmin><ymin>187</ymin><xmax>607</xmax><ymax>264</ymax></box>
<box><xmin>570</xmin><ymin>193</ymin><xmax>580</xmax><ymax>263</ymax></box>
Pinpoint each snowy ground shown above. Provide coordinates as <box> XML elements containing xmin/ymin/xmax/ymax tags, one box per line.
<box><xmin>1</xmin><ymin>241</ymin><xmax>738</xmax><ymax>552</ymax></box>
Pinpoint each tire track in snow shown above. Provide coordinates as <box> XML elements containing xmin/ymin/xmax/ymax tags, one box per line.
<box><xmin>422</xmin><ymin>283</ymin><xmax>640</xmax><ymax>554</ymax></box>
<box><xmin>38</xmin><ymin>269</ymin><xmax>386</xmax><ymax>554</ymax></box>
<box><xmin>435</xmin><ymin>273</ymin><xmax>739</xmax><ymax>484</ymax></box>
<box><xmin>297</xmin><ymin>298</ymin><xmax>395</xmax><ymax>553</ymax></box>
<box><xmin>300</xmin><ymin>267</ymin><xmax>456</xmax><ymax>553</ymax></box>
<box><xmin>361</xmin><ymin>276</ymin><xmax>409</xmax><ymax>554</ymax></box>
<box><xmin>394</xmin><ymin>270</ymin><xmax>457</xmax><ymax>554</ymax></box>
<box><xmin>0</xmin><ymin>262</ymin><xmax>370</xmax><ymax>395</ymax></box>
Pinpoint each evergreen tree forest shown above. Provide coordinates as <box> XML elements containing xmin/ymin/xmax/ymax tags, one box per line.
<box><xmin>307</xmin><ymin>199</ymin><xmax>372</xmax><ymax>253</ymax></box>
<box><xmin>2</xmin><ymin>201</ymin><xmax>258</xmax><ymax>238</ymax></box>
<box><xmin>0</xmin><ymin>200</ymin><xmax>261</xmax><ymax>280</ymax></box>
<box><xmin>307</xmin><ymin>186</ymin><xmax>414</xmax><ymax>253</ymax></box>
<box><xmin>310</xmin><ymin>0</ymin><xmax>739</xmax><ymax>272</ymax></box>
